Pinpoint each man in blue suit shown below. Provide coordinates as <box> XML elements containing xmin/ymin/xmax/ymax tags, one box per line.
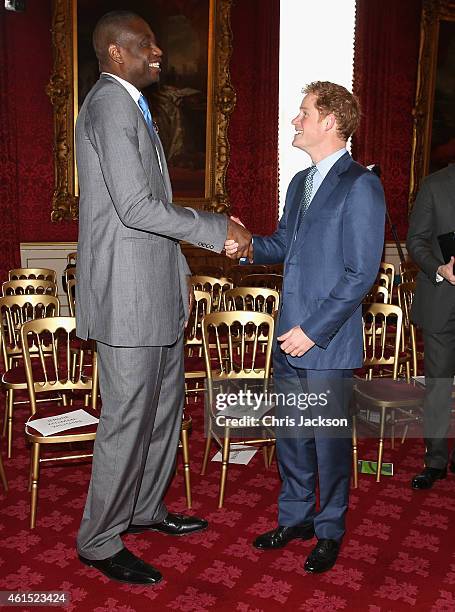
<box><xmin>226</xmin><ymin>81</ymin><xmax>385</xmax><ymax>573</ymax></box>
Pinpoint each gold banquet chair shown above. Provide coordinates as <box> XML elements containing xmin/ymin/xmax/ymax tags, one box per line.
<box><xmin>21</xmin><ymin>316</ymin><xmax>98</xmax><ymax>528</ymax></box>
<box><xmin>184</xmin><ymin>290</ymin><xmax>212</xmax><ymax>398</ymax></box>
<box><xmin>66</xmin><ymin>278</ymin><xmax>76</xmax><ymax>317</ymax></box>
<box><xmin>363</xmin><ymin>284</ymin><xmax>389</xmax><ymax>304</ymax></box>
<box><xmin>0</xmin><ymin>295</ymin><xmax>60</xmax><ymax>457</ymax></box>
<box><xmin>239</xmin><ymin>273</ymin><xmax>283</xmax><ymax>292</ymax></box>
<box><xmin>397</xmin><ymin>281</ymin><xmax>419</xmax><ymax>378</ymax></box>
<box><xmin>352</xmin><ymin>303</ymin><xmax>424</xmax><ymax>484</ymax></box>
<box><xmin>200</xmin><ymin>311</ymin><xmax>275</xmax><ymax>508</ymax></box>
<box><xmin>9</xmin><ymin>268</ymin><xmax>57</xmax><ymax>283</ymax></box>
<box><xmin>2</xmin><ymin>280</ymin><xmax>57</xmax><ymax>297</ymax></box>
<box><xmin>223</xmin><ymin>287</ymin><xmax>280</xmax><ymax>316</ymax></box>
<box><xmin>190</xmin><ymin>275</ymin><xmax>233</xmax><ymax>312</ymax></box>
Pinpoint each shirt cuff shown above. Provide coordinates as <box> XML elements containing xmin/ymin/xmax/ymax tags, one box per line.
<box><xmin>436</xmin><ymin>272</ymin><xmax>444</xmax><ymax>283</ymax></box>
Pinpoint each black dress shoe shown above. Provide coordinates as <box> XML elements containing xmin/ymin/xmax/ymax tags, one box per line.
<box><xmin>411</xmin><ymin>467</ymin><xmax>447</xmax><ymax>490</ymax></box>
<box><xmin>78</xmin><ymin>547</ymin><xmax>162</xmax><ymax>585</ymax></box>
<box><xmin>304</xmin><ymin>539</ymin><xmax>340</xmax><ymax>573</ymax></box>
<box><xmin>126</xmin><ymin>512</ymin><xmax>208</xmax><ymax>536</ymax></box>
<box><xmin>253</xmin><ymin>523</ymin><xmax>314</xmax><ymax>550</ymax></box>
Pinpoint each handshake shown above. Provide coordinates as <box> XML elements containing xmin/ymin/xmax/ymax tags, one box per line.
<box><xmin>225</xmin><ymin>216</ymin><xmax>253</xmax><ymax>261</ymax></box>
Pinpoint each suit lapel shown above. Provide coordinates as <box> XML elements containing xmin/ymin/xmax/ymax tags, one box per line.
<box><xmin>289</xmin><ymin>152</ymin><xmax>352</xmax><ymax>256</ymax></box>
<box><xmin>100</xmin><ymin>75</ymin><xmax>170</xmax><ymax>199</ymax></box>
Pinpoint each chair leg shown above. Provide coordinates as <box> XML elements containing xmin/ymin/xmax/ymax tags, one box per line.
<box><xmin>7</xmin><ymin>388</ymin><xmax>14</xmax><ymax>458</ymax></box>
<box><xmin>2</xmin><ymin>393</ymin><xmax>7</xmax><ymax>437</ymax></box>
<box><xmin>218</xmin><ymin>428</ymin><xmax>230</xmax><ymax>508</ymax></box>
<box><xmin>391</xmin><ymin>409</ymin><xmax>395</xmax><ymax>450</ymax></box>
<box><xmin>0</xmin><ymin>452</ymin><xmax>7</xmax><ymax>491</ymax></box>
<box><xmin>181</xmin><ymin>428</ymin><xmax>192</xmax><ymax>509</ymax></box>
<box><xmin>352</xmin><ymin>415</ymin><xmax>358</xmax><ymax>489</ymax></box>
<box><xmin>401</xmin><ymin>424</ymin><xmax>409</xmax><ymax>445</ymax></box>
<box><xmin>262</xmin><ymin>445</ymin><xmax>269</xmax><ymax>469</ymax></box>
<box><xmin>377</xmin><ymin>408</ymin><xmax>386</xmax><ymax>483</ymax></box>
<box><xmin>201</xmin><ymin>429</ymin><xmax>212</xmax><ymax>476</ymax></box>
<box><xmin>268</xmin><ymin>443</ymin><xmax>275</xmax><ymax>467</ymax></box>
<box><xmin>30</xmin><ymin>443</ymin><xmax>40</xmax><ymax>529</ymax></box>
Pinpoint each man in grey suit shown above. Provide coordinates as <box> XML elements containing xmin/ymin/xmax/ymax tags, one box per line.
<box><xmin>75</xmin><ymin>11</ymin><xmax>250</xmax><ymax>585</ymax></box>
<box><xmin>407</xmin><ymin>165</ymin><xmax>455</xmax><ymax>490</ymax></box>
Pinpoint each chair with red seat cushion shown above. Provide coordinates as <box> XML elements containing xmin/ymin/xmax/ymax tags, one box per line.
<box><xmin>21</xmin><ymin>316</ymin><xmax>98</xmax><ymax>528</ymax></box>
<box><xmin>352</xmin><ymin>303</ymin><xmax>424</xmax><ymax>485</ymax></box>
<box><xmin>0</xmin><ymin>294</ymin><xmax>60</xmax><ymax>458</ymax></box>
<box><xmin>201</xmin><ymin>311</ymin><xmax>275</xmax><ymax>507</ymax></box>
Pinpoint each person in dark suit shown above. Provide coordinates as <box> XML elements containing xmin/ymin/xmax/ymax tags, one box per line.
<box><xmin>75</xmin><ymin>11</ymin><xmax>250</xmax><ymax>585</ymax></box>
<box><xmin>407</xmin><ymin>165</ymin><xmax>455</xmax><ymax>490</ymax></box>
<box><xmin>226</xmin><ymin>81</ymin><xmax>385</xmax><ymax>573</ymax></box>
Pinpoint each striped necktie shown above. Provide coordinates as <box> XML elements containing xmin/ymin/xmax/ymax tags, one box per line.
<box><xmin>296</xmin><ymin>165</ymin><xmax>317</xmax><ymax>232</ymax></box>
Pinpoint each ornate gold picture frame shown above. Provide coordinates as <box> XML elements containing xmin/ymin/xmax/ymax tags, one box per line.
<box><xmin>409</xmin><ymin>0</ymin><xmax>455</xmax><ymax>206</ymax></box>
<box><xmin>47</xmin><ymin>0</ymin><xmax>235</xmax><ymax>221</ymax></box>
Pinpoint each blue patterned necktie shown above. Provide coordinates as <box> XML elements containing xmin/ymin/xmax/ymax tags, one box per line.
<box><xmin>138</xmin><ymin>94</ymin><xmax>155</xmax><ymax>135</ymax></box>
<box><xmin>296</xmin><ymin>165</ymin><xmax>317</xmax><ymax>232</ymax></box>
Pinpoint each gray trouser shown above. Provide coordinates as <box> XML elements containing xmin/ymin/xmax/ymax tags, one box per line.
<box><xmin>77</xmin><ymin>319</ymin><xmax>185</xmax><ymax>560</ymax></box>
<box><xmin>423</xmin><ymin>309</ymin><xmax>455</xmax><ymax>469</ymax></box>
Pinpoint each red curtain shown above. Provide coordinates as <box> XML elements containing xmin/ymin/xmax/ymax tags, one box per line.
<box><xmin>227</xmin><ymin>0</ymin><xmax>280</xmax><ymax>236</ymax></box>
<box><xmin>353</xmin><ymin>0</ymin><xmax>422</xmax><ymax>240</ymax></box>
<box><xmin>0</xmin><ymin>9</ymin><xmax>21</xmax><ymax>279</ymax></box>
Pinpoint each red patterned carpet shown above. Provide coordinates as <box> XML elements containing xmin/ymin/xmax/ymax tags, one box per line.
<box><xmin>1</xmin><ymin>401</ymin><xmax>455</xmax><ymax>612</ymax></box>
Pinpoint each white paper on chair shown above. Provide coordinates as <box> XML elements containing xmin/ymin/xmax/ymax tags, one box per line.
<box><xmin>26</xmin><ymin>409</ymin><xmax>99</xmax><ymax>437</ymax></box>
<box><xmin>211</xmin><ymin>444</ymin><xmax>258</xmax><ymax>465</ymax></box>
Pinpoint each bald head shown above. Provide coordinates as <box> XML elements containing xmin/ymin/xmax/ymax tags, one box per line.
<box><xmin>93</xmin><ymin>10</ymin><xmax>141</xmax><ymax>66</ymax></box>
<box><xmin>92</xmin><ymin>10</ymin><xmax>163</xmax><ymax>90</ymax></box>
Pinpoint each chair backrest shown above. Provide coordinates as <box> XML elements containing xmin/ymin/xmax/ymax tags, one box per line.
<box><xmin>399</xmin><ymin>260</ymin><xmax>419</xmax><ymax>284</ymax></box>
<box><xmin>190</xmin><ymin>275</ymin><xmax>233</xmax><ymax>311</ymax></box>
<box><xmin>0</xmin><ymin>295</ymin><xmax>60</xmax><ymax>367</ymax></box>
<box><xmin>185</xmin><ymin>290</ymin><xmax>212</xmax><ymax>348</ymax></box>
<box><xmin>376</xmin><ymin>272</ymin><xmax>392</xmax><ymax>302</ymax></box>
<box><xmin>66</xmin><ymin>278</ymin><xmax>76</xmax><ymax>317</ymax></box>
<box><xmin>397</xmin><ymin>281</ymin><xmax>417</xmax><ymax>375</ymax></box>
<box><xmin>229</xmin><ymin>264</ymin><xmax>268</xmax><ymax>285</ymax></box>
<box><xmin>20</xmin><ymin>316</ymin><xmax>96</xmax><ymax>414</ymax></box>
<box><xmin>223</xmin><ymin>287</ymin><xmax>280</xmax><ymax>315</ymax></box>
<box><xmin>239</xmin><ymin>274</ymin><xmax>283</xmax><ymax>291</ymax></box>
<box><xmin>363</xmin><ymin>284</ymin><xmax>388</xmax><ymax>304</ymax></box>
<box><xmin>2</xmin><ymin>280</ymin><xmax>57</xmax><ymax>297</ymax></box>
<box><xmin>362</xmin><ymin>303</ymin><xmax>403</xmax><ymax>379</ymax></box>
<box><xmin>65</xmin><ymin>266</ymin><xmax>77</xmax><ymax>285</ymax></box>
<box><xmin>9</xmin><ymin>268</ymin><xmax>57</xmax><ymax>283</ymax></box>
<box><xmin>66</xmin><ymin>251</ymin><xmax>77</xmax><ymax>266</ymax></box>
<box><xmin>202</xmin><ymin>311</ymin><xmax>274</xmax><ymax>379</ymax></box>
<box><xmin>379</xmin><ymin>261</ymin><xmax>395</xmax><ymax>287</ymax></box>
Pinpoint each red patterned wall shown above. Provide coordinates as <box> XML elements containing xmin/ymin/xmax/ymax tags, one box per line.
<box><xmin>353</xmin><ymin>0</ymin><xmax>422</xmax><ymax>241</ymax></box>
<box><xmin>2</xmin><ymin>1</ymin><xmax>78</xmax><ymax>243</ymax></box>
<box><xmin>0</xmin><ymin>0</ymin><xmax>423</xmax><ymax>276</ymax></box>
<box><xmin>227</xmin><ymin>0</ymin><xmax>280</xmax><ymax>236</ymax></box>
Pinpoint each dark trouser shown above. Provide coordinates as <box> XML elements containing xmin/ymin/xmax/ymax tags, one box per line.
<box><xmin>423</xmin><ymin>310</ymin><xmax>455</xmax><ymax>469</ymax></box>
<box><xmin>77</xmin><ymin>308</ymin><xmax>185</xmax><ymax>560</ymax></box>
<box><xmin>273</xmin><ymin>346</ymin><xmax>352</xmax><ymax>542</ymax></box>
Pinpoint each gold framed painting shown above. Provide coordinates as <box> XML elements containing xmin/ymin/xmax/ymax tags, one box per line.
<box><xmin>410</xmin><ymin>0</ymin><xmax>455</xmax><ymax>206</ymax></box>
<box><xmin>47</xmin><ymin>0</ymin><xmax>236</xmax><ymax>221</ymax></box>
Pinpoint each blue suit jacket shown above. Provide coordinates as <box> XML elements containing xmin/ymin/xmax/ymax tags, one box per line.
<box><xmin>253</xmin><ymin>152</ymin><xmax>385</xmax><ymax>370</ymax></box>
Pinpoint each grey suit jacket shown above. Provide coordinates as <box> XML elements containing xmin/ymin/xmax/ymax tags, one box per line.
<box><xmin>75</xmin><ymin>75</ymin><xmax>227</xmax><ymax>346</ymax></box>
<box><xmin>407</xmin><ymin>164</ymin><xmax>455</xmax><ymax>333</ymax></box>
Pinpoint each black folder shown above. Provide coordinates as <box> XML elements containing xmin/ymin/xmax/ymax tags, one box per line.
<box><xmin>438</xmin><ymin>231</ymin><xmax>455</xmax><ymax>263</ymax></box>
